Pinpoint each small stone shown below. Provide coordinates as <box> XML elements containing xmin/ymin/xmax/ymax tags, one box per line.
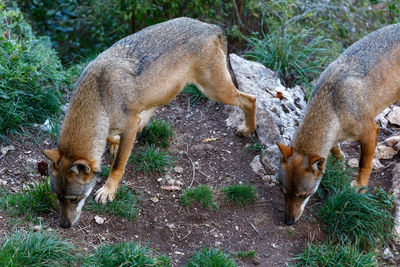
<box><xmin>33</xmin><ymin>225</ymin><xmax>40</xmax><ymax>232</ymax></box>
<box><xmin>215</xmin><ymin>241</ymin><xmax>222</xmax><ymax>246</ymax></box>
<box><xmin>174</xmin><ymin>166</ymin><xmax>184</xmax><ymax>174</ymax></box>
<box><xmin>0</xmin><ymin>179</ymin><xmax>7</xmax><ymax>185</ymax></box>
<box><xmin>375</xmin><ymin>145</ymin><xmax>398</xmax><ymax>159</ymax></box>
<box><xmin>0</xmin><ymin>145</ymin><xmax>15</xmax><ymax>159</ymax></box>
<box><xmin>166</xmin><ymin>223</ymin><xmax>175</xmax><ymax>229</ymax></box>
<box><xmin>94</xmin><ymin>215</ymin><xmax>105</xmax><ymax>224</ymax></box>
<box><xmin>271</xmin><ymin>243</ymin><xmax>279</xmax><ymax>249</ymax></box>
<box><xmin>174</xmin><ymin>251</ymin><xmax>184</xmax><ymax>255</ymax></box>
<box><xmin>24</xmin><ymin>150</ymin><xmax>32</xmax><ymax>155</ymax></box>
<box><xmin>157</xmin><ymin>178</ymin><xmax>163</xmax><ymax>183</ymax></box>
<box><xmin>150</xmin><ymin>197</ymin><xmax>159</xmax><ymax>203</ymax></box>
<box><xmin>348</xmin><ymin>158</ymin><xmax>359</xmax><ymax>168</ymax></box>
<box><xmin>383</xmin><ymin>248</ymin><xmax>394</xmax><ymax>260</ymax></box>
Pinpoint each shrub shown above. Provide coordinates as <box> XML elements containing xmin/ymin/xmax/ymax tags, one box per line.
<box><xmin>85</xmin><ymin>186</ymin><xmax>139</xmax><ymax>221</ymax></box>
<box><xmin>222</xmin><ymin>184</ymin><xmax>256</xmax><ymax>207</ymax></box>
<box><xmin>0</xmin><ymin>179</ymin><xmax>57</xmax><ymax>219</ymax></box>
<box><xmin>0</xmin><ymin>230</ymin><xmax>76</xmax><ymax>266</ymax></box>
<box><xmin>0</xmin><ymin>5</ymin><xmax>66</xmax><ymax>136</ymax></box>
<box><xmin>129</xmin><ymin>145</ymin><xmax>173</xmax><ymax>174</ymax></box>
<box><xmin>83</xmin><ymin>241</ymin><xmax>170</xmax><ymax>267</ymax></box>
<box><xmin>140</xmin><ymin>118</ymin><xmax>175</xmax><ymax>148</ymax></box>
<box><xmin>182</xmin><ymin>83</ymin><xmax>207</xmax><ymax>106</ymax></box>
<box><xmin>291</xmin><ymin>241</ymin><xmax>377</xmax><ymax>267</ymax></box>
<box><xmin>180</xmin><ymin>185</ymin><xmax>217</xmax><ymax>210</ymax></box>
<box><xmin>186</xmin><ymin>247</ymin><xmax>238</xmax><ymax>267</ymax></box>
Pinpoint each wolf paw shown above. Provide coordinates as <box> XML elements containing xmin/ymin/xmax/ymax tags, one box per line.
<box><xmin>236</xmin><ymin>124</ymin><xmax>252</xmax><ymax>137</ymax></box>
<box><xmin>95</xmin><ymin>184</ymin><xmax>116</xmax><ymax>204</ymax></box>
<box><xmin>350</xmin><ymin>180</ymin><xmax>368</xmax><ymax>193</ymax></box>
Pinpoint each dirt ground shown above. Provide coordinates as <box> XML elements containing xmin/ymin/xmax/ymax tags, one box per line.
<box><xmin>0</xmin><ymin>93</ymin><xmax>398</xmax><ymax>266</ymax></box>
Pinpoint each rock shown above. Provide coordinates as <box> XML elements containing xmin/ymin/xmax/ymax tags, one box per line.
<box><xmin>384</xmin><ymin>135</ymin><xmax>400</xmax><ymax>151</ymax></box>
<box><xmin>374</xmin><ymin>145</ymin><xmax>398</xmax><ymax>160</ymax></box>
<box><xmin>383</xmin><ymin>248</ymin><xmax>394</xmax><ymax>260</ymax></box>
<box><xmin>33</xmin><ymin>225</ymin><xmax>40</xmax><ymax>232</ymax></box>
<box><xmin>150</xmin><ymin>197</ymin><xmax>159</xmax><ymax>203</ymax></box>
<box><xmin>375</xmin><ymin>107</ymin><xmax>390</xmax><ymax>128</ymax></box>
<box><xmin>157</xmin><ymin>178</ymin><xmax>163</xmax><ymax>183</ymax></box>
<box><xmin>390</xmin><ymin>164</ymin><xmax>400</xmax><ymax>245</ymax></box>
<box><xmin>174</xmin><ymin>166</ymin><xmax>184</xmax><ymax>174</ymax></box>
<box><xmin>0</xmin><ymin>145</ymin><xmax>15</xmax><ymax>159</ymax></box>
<box><xmin>40</xmin><ymin>119</ymin><xmax>52</xmax><ymax>132</ymax></box>
<box><xmin>166</xmin><ymin>223</ymin><xmax>175</xmax><ymax>229</ymax></box>
<box><xmin>250</xmin><ymin>155</ymin><xmax>266</xmax><ymax>176</ymax></box>
<box><xmin>372</xmin><ymin>158</ymin><xmax>384</xmax><ymax>171</ymax></box>
<box><xmin>227</xmin><ymin>54</ymin><xmax>306</xmax><ymax>180</ymax></box>
<box><xmin>348</xmin><ymin>158</ymin><xmax>359</xmax><ymax>168</ymax></box>
<box><xmin>94</xmin><ymin>215</ymin><xmax>105</xmax><ymax>225</ymax></box>
<box><xmin>387</xmin><ymin>105</ymin><xmax>400</xmax><ymax>126</ymax></box>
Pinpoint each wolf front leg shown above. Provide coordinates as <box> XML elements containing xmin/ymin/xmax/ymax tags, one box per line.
<box><xmin>355</xmin><ymin>122</ymin><xmax>379</xmax><ymax>189</ymax></box>
<box><xmin>95</xmin><ymin>115</ymin><xmax>141</xmax><ymax>204</ymax></box>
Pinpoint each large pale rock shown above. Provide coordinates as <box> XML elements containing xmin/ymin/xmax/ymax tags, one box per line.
<box><xmin>390</xmin><ymin>164</ymin><xmax>400</xmax><ymax>243</ymax></box>
<box><xmin>387</xmin><ymin>105</ymin><xmax>400</xmax><ymax>126</ymax></box>
<box><xmin>227</xmin><ymin>54</ymin><xmax>306</xmax><ymax>181</ymax></box>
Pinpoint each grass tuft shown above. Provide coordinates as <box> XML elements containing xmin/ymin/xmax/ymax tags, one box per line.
<box><xmin>139</xmin><ymin>118</ymin><xmax>175</xmax><ymax>148</ymax></box>
<box><xmin>317</xmin><ymin>185</ymin><xmax>394</xmax><ymax>249</ymax></box>
<box><xmin>236</xmin><ymin>250</ymin><xmax>256</xmax><ymax>259</ymax></box>
<box><xmin>129</xmin><ymin>145</ymin><xmax>173</xmax><ymax>174</ymax></box>
<box><xmin>83</xmin><ymin>241</ymin><xmax>170</xmax><ymax>267</ymax></box>
<box><xmin>0</xmin><ymin>179</ymin><xmax>57</xmax><ymax>219</ymax></box>
<box><xmin>180</xmin><ymin>185</ymin><xmax>217</xmax><ymax>210</ymax></box>
<box><xmin>85</xmin><ymin>186</ymin><xmax>139</xmax><ymax>221</ymax></box>
<box><xmin>291</xmin><ymin>241</ymin><xmax>377</xmax><ymax>267</ymax></box>
<box><xmin>0</xmin><ymin>230</ymin><xmax>76</xmax><ymax>266</ymax></box>
<box><xmin>186</xmin><ymin>247</ymin><xmax>238</xmax><ymax>267</ymax></box>
<box><xmin>222</xmin><ymin>184</ymin><xmax>257</xmax><ymax>207</ymax></box>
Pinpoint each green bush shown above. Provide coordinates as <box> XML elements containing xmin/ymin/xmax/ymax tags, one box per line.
<box><xmin>83</xmin><ymin>241</ymin><xmax>170</xmax><ymax>267</ymax></box>
<box><xmin>182</xmin><ymin>83</ymin><xmax>207</xmax><ymax>106</ymax></box>
<box><xmin>180</xmin><ymin>185</ymin><xmax>217</xmax><ymax>210</ymax></box>
<box><xmin>291</xmin><ymin>241</ymin><xmax>377</xmax><ymax>267</ymax></box>
<box><xmin>85</xmin><ymin>186</ymin><xmax>139</xmax><ymax>221</ymax></box>
<box><xmin>222</xmin><ymin>184</ymin><xmax>256</xmax><ymax>207</ymax></box>
<box><xmin>0</xmin><ymin>5</ymin><xmax>66</xmax><ymax>136</ymax></box>
<box><xmin>0</xmin><ymin>230</ymin><xmax>76</xmax><ymax>266</ymax></box>
<box><xmin>0</xmin><ymin>179</ymin><xmax>57</xmax><ymax>219</ymax></box>
<box><xmin>186</xmin><ymin>247</ymin><xmax>238</xmax><ymax>267</ymax></box>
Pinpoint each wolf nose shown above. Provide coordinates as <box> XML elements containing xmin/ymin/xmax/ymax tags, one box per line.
<box><xmin>284</xmin><ymin>215</ymin><xmax>295</xmax><ymax>226</ymax></box>
<box><xmin>60</xmin><ymin>221</ymin><xmax>71</xmax><ymax>229</ymax></box>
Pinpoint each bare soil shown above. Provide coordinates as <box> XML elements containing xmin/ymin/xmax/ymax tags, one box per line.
<box><xmin>0</xmin><ymin>93</ymin><xmax>398</xmax><ymax>266</ymax></box>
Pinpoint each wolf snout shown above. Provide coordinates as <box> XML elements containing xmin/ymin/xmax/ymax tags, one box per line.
<box><xmin>60</xmin><ymin>220</ymin><xmax>72</xmax><ymax>229</ymax></box>
<box><xmin>284</xmin><ymin>214</ymin><xmax>295</xmax><ymax>226</ymax></box>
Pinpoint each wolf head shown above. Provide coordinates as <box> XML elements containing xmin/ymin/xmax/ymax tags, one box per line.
<box><xmin>42</xmin><ymin>149</ymin><xmax>98</xmax><ymax>228</ymax></box>
<box><xmin>276</xmin><ymin>142</ymin><xmax>325</xmax><ymax>225</ymax></box>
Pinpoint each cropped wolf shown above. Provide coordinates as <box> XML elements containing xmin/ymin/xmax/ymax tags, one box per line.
<box><xmin>42</xmin><ymin>17</ymin><xmax>256</xmax><ymax>228</ymax></box>
<box><xmin>276</xmin><ymin>23</ymin><xmax>400</xmax><ymax>225</ymax></box>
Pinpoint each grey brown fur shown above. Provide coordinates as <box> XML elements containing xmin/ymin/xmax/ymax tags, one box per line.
<box><xmin>277</xmin><ymin>23</ymin><xmax>400</xmax><ymax>225</ymax></box>
<box><xmin>43</xmin><ymin>17</ymin><xmax>256</xmax><ymax>228</ymax></box>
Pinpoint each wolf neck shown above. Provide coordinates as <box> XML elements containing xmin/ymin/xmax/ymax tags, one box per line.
<box><xmin>292</xmin><ymin>92</ymin><xmax>339</xmax><ymax>159</ymax></box>
<box><xmin>58</xmin><ymin>83</ymin><xmax>108</xmax><ymax>168</ymax></box>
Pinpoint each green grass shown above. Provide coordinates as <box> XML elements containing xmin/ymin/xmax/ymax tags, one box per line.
<box><xmin>291</xmin><ymin>241</ymin><xmax>377</xmax><ymax>267</ymax></box>
<box><xmin>83</xmin><ymin>241</ymin><xmax>170</xmax><ymax>267</ymax></box>
<box><xmin>0</xmin><ymin>179</ymin><xmax>57</xmax><ymax>219</ymax></box>
<box><xmin>186</xmin><ymin>247</ymin><xmax>238</xmax><ymax>267</ymax></box>
<box><xmin>316</xmin><ymin>156</ymin><xmax>353</xmax><ymax>199</ymax></box>
<box><xmin>182</xmin><ymin>83</ymin><xmax>207</xmax><ymax>106</ymax></box>
<box><xmin>99</xmin><ymin>165</ymin><xmax>110</xmax><ymax>179</ymax></box>
<box><xmin>129</xmin><ymin>145</ymin><xmax>173</xmax><ymax>174</ymax></box>
<box><xmin>0</xmin><ymin>6</ymin><xmax>67</xmax><ymax>137</ymax></box>
<box><xmin>0</xmin><ymin>230</ymin><xmax>76</xmax><ymax>266</ymax></box>
<box><xmin>180</xmin><ymin>185</ymin><xmax>217</xmax><ymax>210</ymax></box>
<box><xmin>317</xmin><ymin>186</ymin><xmax>394</xmax><ymax>249</ymax></box>
<box><xmin>247</xmin><ymin>27</ymin><xmax>337</xmax><ymax>91</ymax></box>
<box><xmin>139</xmin><ymin>118</ymin><xmax>175</xmax><ymax>148</ymax></box>
<box><xmin>247</xmin><ymin>136</ymin><xmax>265</xmax><ymax>155</ymax></box>
<box><xmin>85</xmin><ymin>186</ymin><xmax>139</xmax><ymax>221</ymax></box>
<box><xmin>222</xmin><ymin>184</ymin><xmax>257</xmax><ymax>207</ymax></box>
<box><xmin>236</xmin><ymin>250</ymin><xmax>256</xmax><ymax>259</ymax></box>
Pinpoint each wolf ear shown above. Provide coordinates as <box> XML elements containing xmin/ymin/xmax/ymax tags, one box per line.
<box><xmin>276</xmin><ymin>142</ymin><xmax>293</xmax><ymax>161</ymax></box>
<box><xmin>71</xmin><ymin>159</ymin><xmax>91</xmax><ymax>175</ymax></box>
<box><xmin>309</xmin><ymin>155</ymin><xmax>325</xmax><ymax>173</ymax></box>
<box><xmin>42</xmin><ymin>149</ymin><xmax>60</xmax><ymax>168</ymax></box>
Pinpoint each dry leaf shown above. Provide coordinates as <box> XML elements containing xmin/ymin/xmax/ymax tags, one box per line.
<box><xmin>203</xmin><ymin>137</ymin><xmax>220</xmax><ymax>143</ymax></box>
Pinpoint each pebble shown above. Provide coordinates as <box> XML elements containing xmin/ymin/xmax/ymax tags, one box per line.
<box><xmin>94</xmin><ymin>215</ymin><xmax>105</xmax><ymax>225</ymax></box>
<box><xmin>174</xmin><ymin>166</ymin><xmax>184</xmax><ymax>174</ymax></box>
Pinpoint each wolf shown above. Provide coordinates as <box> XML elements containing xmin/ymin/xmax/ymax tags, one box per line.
<box><xmin>276</xmin><ymin>23</ymin><xmax>400</xmax><ymax>225</ymax></box>
<box><xmin>42</xmin><ymin>17</ymin><xmax>256</xmax><ymax>228</ymax></box>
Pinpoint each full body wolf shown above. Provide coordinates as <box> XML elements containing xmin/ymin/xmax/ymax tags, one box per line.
<box><xmin>43</xmin><ymin>17</ymin><xmax>256</xmax><ymax>228</ymax></box>
<box><xmin>277</xmin><ymin>23</ymin><xmax>400</xmax><ymax>225</ymax></box>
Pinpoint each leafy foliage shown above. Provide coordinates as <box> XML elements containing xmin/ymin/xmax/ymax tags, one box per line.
<box><xmin>180</xmin><ymin>185</ymin><xmax>217</xmax><ymax>210</ymax></box>
<box><xmin>0</xmin><ymin>5</ymin><xmax>67</xmax><ymax>136</ymax></box>
<box><xmin>182</xmin><ymin>84</ymin><xmax>207</xmax><ymax>106</ymax></box>
<box><xmin>0</xmin><ymin>230</ymin><xmax>76</xmax><ymax>267</ymax></box>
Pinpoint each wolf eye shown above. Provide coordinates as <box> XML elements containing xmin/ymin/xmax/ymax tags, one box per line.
<box><xmin>297</xmin><ymin>194</ymin><xmax>309</xmax><ymax>199</ymax></box>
